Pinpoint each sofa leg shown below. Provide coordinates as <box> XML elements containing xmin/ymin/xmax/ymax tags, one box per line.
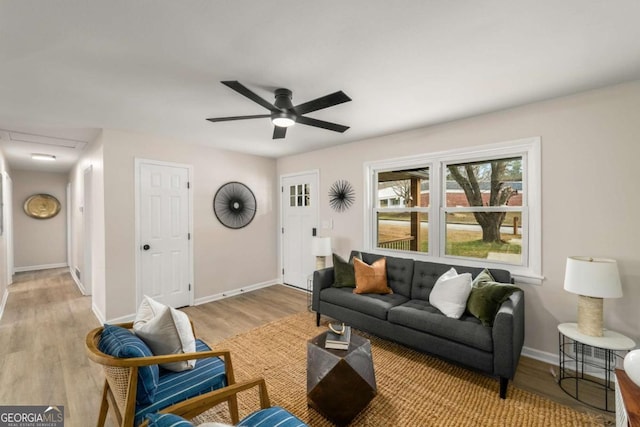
<box><xmin>499</xmin><ymin>377</ymin><xmax>508</xmax><ymax>399</ymax></box>
<box><xmin>316</xmin><ymin>312</ymin><xmax>320</xmax><ymax>327</ymax></box>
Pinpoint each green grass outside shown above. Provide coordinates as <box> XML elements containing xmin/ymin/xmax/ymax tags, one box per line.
<box><xmin>378</xmin><ymin>217</ymin><xmax>521</xmax><ymax>259</ymax></box>
<box><xmin>446</xmin><ymin>239</ymin><xmax>521</xmax><ymax>258</ymax></box>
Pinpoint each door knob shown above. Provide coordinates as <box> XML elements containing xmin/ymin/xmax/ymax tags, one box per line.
<box><xmin>143</xmin><ymin>244</ymin><xmax>150</xmax><ymax>251</ymax></box>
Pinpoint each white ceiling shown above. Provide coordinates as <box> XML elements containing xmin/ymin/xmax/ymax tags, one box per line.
<box><xmin>1</xmin><ymin>1</ymin><xmax>640</xmax><ymax>173</ymax></box>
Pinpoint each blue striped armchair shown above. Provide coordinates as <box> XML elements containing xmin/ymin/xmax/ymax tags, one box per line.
<box><xmin>85</xmin><ymin>322</ymin><xmax>239</xmax><ymax>427</ymax></box>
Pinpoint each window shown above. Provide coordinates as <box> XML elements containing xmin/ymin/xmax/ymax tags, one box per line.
<box><xmin>375</xmin><ymin>167</ymin><xmax>429</xmax><ymax>252</ymax></box>
<box><xmin>365</xmin><ymin>138</ymin><xmax>541</xmax><ymax>284</ymax></box>
<box><xmin>444</xmin><ymin>157</ymin><xmax>522</xmax><ymax>264</ymax></box>
<box><xmin>289</xmin><ymin>184</ymin><xmax>310</xmax><ymax>207</ymax></box>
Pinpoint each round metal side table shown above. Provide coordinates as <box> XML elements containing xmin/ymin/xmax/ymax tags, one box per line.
<box><xmin>558</xmin><ymin>322</ymin><xmax>635</xmax><ymax>412</ymax></box>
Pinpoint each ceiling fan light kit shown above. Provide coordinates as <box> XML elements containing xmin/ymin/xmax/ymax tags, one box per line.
<box><xmin>207</xmin><ymin>81</ymin><xmax>351</xmax><ymax>139</ymax></box>
<box><xmin>271</xmin><ymin>111</ymin><xmax>296</xmax><ymax>128</ymax></box>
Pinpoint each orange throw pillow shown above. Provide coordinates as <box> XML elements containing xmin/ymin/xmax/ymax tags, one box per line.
<box><xmin>353</xmin><ymin>257</ymin><xmax>393</xmax><ymax>294</ymax></box>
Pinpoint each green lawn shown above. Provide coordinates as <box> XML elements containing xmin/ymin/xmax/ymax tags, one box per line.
<box><xmin>378</xmin><ymin>219</ymin><xmax>521</xmax><ymax>259</ymax></box>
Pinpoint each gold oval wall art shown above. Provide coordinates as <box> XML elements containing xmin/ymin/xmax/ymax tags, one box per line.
<box><xmin>24</xmin><ymin>194</ymin><xmax>61</xmax><ymax>219</ymax></box>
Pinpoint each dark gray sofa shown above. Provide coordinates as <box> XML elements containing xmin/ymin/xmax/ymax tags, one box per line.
<box><xmin>312</xmin><ymin>251</ymin><xmax>524</xmax><ymax>398</ymax></box>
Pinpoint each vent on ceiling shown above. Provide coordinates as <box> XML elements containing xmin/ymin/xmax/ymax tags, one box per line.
<box><xmin>1</xmin><ymin>130</ymin><xmax>87</xmax><ymax>150</ymax></box>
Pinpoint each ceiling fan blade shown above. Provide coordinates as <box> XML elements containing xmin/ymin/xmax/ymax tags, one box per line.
<box><xmin>221</xmin><ymin>81</ymin><xmax>276</xmax><ymax>112</ymax></box>
<box><xmin>296</xmin><ymin>116</ymin><xmax>349</xmax><ymax>133</ymax></box>
<box><xmin>293</xmin><ymin>91</ymin><xmax>351</xmax><ymax>115</ymax></box>
<box><xmin>273</xmin><ymin>126</ymin><xmax>287</xmax><ymax>139</ymax></box>
<box><xmin>206</xmin><ymin>114</ymin><xmax>270</xmax><ymax>122</ymax></box>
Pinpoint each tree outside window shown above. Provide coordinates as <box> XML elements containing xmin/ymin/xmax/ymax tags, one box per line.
<box><xmin>445</xmin><ymin>157</ymin><xmax>523</xmax><ymax>262</ymax></box>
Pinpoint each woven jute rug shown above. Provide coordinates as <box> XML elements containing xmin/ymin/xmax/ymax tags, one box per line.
<box><xmin>193</xmin><ymin>312</ymin><xmax>604</xmax><ymax>426</ymax></box>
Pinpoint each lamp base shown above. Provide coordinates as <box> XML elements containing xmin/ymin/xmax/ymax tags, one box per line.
<box><xmin>315</xmin><ymin>256</ymin><xmax>326</xmax><ymax>271</ymax></box>
<box><xmin>577</xmin><ymin>295</ymin><xmax>603</xmax><ymax>337</ymax></box>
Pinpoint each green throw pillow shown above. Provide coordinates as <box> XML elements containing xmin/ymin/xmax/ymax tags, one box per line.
<box><xmin>466</xmin><ymin>281</ymin><xmax>520</xmax><ymax>327</ymax></box>
<box><xmin>332</xmin><ymin>253</ymin><xmax>361</xmax><ymax>288</ymax></box>
<box><xmin>472</xmin><ymin>268</ymin><xmax>495</xmax><ymax>287</ymax></box>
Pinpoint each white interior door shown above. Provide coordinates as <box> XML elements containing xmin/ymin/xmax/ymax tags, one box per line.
<box><xmin>138</xmin><ymin>161</ymin><xmax>192</xmax><ymax>308</ymax></box>
<box><xmin>281</xmin><ymin>172</ymin><xmax>318</xmax><ymax>289</ymax></box>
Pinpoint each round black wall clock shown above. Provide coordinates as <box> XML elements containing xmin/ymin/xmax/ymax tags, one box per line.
<box><xmin>328</xmin><ymin>179</ymin><xmax>355</xmax><ymax>212</ymax></box>
<box><xmin>213</xmin><ymin>182</ymin><xmax>257</xmax><ymax>229</ymax></box>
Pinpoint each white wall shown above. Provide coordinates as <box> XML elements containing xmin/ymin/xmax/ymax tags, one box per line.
<box><xmin>69</xmin><ymin>132</ymin><xmax>106</xmax><ymax>320</ymax></box>
<box><xmin>277</xmin><ymin>80</ymin><xmax>640</xmax><ymax>356</ymax></box>
<box><xmin>100</xmin><ymin>129</ymin><xmax>278</xmax><ymax>321</ymax></box>
<box><xmin>12</xmin><ymin>170</ymin><xmax>67</xmax><ymax>270</ymax></box>
<box><xmin>0</xmin><ymin>149</ymin><xmax>11</xmax><ymax>319</ymax></box>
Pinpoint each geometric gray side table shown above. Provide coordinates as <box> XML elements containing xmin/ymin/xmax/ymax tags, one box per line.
<box><xmin>307</xmin><ymin>331</ymin><xmax>377</xmax><ymax>426</ymax></box>
<box><xmin>558</xmin><ymin>322</ymin><xmax>635</xmax><ymax>412</ymax></box>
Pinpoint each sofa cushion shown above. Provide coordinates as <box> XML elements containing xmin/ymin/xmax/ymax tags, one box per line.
<box><xmin>134</xmin><ymin>339</ymin><xmax>228</xmax><ymax>425</ymax></box>
<box><xmin>320</xmin><ymin>287</ymin><xmax>409</xmax><ymax>320</ymax></box>
<box><xmin>467</xmin><ymin>281</ymin><xmax>520</xmax><ymax>327</ymax></box>
<box><xmin>388</xmin><ymin>300</ymin><xmax>493</xmax><ymax>352</ymax></box>
<box><xmin>332</xmin><ymin>253</ymin><xmax>361</xmax><ymax>288</ymax></box>
<box><xmin>429</xmin><ymin>270</ymin><xmax>472</xmax><ymax>319</ymax></box>
<box><xmin>353</xmin><ymin>258</ymin><xmax>393</xmax><ymax>294</ymax></box>
<box><xmin>472</xmin><ymin>268</ymin><xmax>495</xmax><ymax>286</ymax></box>
<box><xmin>361</xmin><ymin>253</ymin><xmax>414</xmax><ymax>298</ymax></box>
<box><xmin>134</xmin><ymin>295</ymin><xmax>196</xmax><ymax>372</ymax></box>
<box><xmin>411</xmin><ymin>261</ymin><xmax>513</xmax><ymax>301</ymax></box>
<box><xmin>410</xmin><ymin>262</ymin><xmax>458</xmax><ymax>301</ymax></box>
<box><xmin>145</xmin><ymin>413</ymin><xmax>194</xmax><ymax>427</ymax></box>
<box><xmin>145</xmin><ymin>407</ymin><xmax>307</xmax><ymax>427</ymax></box>
<box><xmin>239</xmin><ymin>406</ymin><xmax>308</xmax><ymax>427</ymax></box>
<box><xmin>99</xmin><ymin>324</ymin><xmax>159</xmax><ymax>406</ymax></box>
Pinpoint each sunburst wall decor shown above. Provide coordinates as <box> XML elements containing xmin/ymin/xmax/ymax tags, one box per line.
<box><xmin>328</xmin><ymin>179</ymin><xmax>355</xmax><ymax>212</ymax></box>
<box><xmin>213</xmin><ymin>182</ymin><xmax>257</xmax><ymax>229</ymax></box>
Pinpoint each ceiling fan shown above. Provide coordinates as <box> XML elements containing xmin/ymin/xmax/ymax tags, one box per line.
<box><xmin>207</xmin><ymin>81</ymin><xmax>351</xmax><ymax>139</ymax></box>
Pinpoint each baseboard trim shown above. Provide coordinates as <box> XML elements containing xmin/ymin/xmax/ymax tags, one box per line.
<box><xmin>92</xmin><ymin>304</ymin><xmax>136</xmax><ymax>325</ymax></box>
<box><xmin>522</xmin><ymin>346</ymin><xmax>558</xmax><ymax>366</ymax></box>
<box><xmin>92</xmin><ymin>304</ymin><xmax>106</xmax><ymax>325</ymax></box>
<box><xmin>194</xmin><ymin>279</ymin><xmax>279</xmax><ymax>306</ymax></box>
<box><xmin>105</xmin><ymin>312</ymin><xmax>136</xmax><ymax>324</ymax></box>
<box><xmin>69</xmin><ymin>267</ymin><xmax>87</xmax><ymax>295</ymax></box>
<box><xmin>14</xmin><ymin>263</ymin><xmax>68</xmax><ymax>273</ymax></box>
<box><xmin>521</xmin><ymin>344</ymin><xmax>615</xmax><ymax>381</ymax></box>
<box><xmin>93</xmin><ymin>279</ymin><xmax>281</xmax><ymax>325</ymax></box>
<box><xmin>0</xmin><ymin>288</ymin><xmax>8</xmax><ymax>322</ymax></box>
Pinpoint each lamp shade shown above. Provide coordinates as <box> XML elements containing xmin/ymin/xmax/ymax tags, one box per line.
<box><xmin>311</xmin><ymin>237</ymin><xmax>332</xmax><ymax>257</ymax></box>
<box><xmin>563</xmin><ymin>256</ymin><xmax>622</xmax><ymax>298</ymax></box>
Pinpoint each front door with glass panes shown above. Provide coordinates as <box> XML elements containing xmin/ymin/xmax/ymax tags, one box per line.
<box><xmin>281</xmin><ymin>172</ymin><xmax>319</xmax><ymax>289</ymax></box>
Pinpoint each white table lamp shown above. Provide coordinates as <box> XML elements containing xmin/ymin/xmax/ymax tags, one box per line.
<box><xmin>312</xmin><ymin>237</ymin><xmax>332</xmax><ymax>270</ymax></box>
<box><xmin>563</xmin><ymin>256</ymin><xmax>623</xmax><ymax>337</ymax></box>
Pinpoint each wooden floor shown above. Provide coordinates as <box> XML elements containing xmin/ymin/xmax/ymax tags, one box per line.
<box><xmin>0</xmin><ymin>269</ymin><xmax>614</xmax><ymax>426</ymax></box>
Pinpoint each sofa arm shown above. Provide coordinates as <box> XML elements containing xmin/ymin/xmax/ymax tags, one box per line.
<box><xmin>492</xmin><ymin>290</ymin><xmax>525</xmax><ymax>380</ymax></box>
<box><xmin>312</xmin><ymin>267</ymin><xmax>334</xmax><ymax>312</ymax></box>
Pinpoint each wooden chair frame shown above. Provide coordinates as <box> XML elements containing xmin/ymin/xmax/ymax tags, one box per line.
<box><xmin>138</xmin><ymin>377</ymin><xmax>272</xmax><ymax>427</ymax></box>
<box><xmin>85</xmin><ymin>322</ymin><xmax>239</xmax><ymax>427</ymax></box>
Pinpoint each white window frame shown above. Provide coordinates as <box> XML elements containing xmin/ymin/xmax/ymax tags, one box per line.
<box><xmin>364</xmin><ymin>137</ymin><xmax>542</xmax><ymax>285</ymax></box>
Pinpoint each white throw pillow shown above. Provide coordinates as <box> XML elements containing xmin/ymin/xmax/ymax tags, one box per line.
<box><xmin>429</xmin><ymin>270</ymin><xmax>473</xmax><ymax>319</ymax></box>
<box><xmin>133</xmin><ymin>295</ymin><xmax>196</xmax><ymax>372</ymax></box>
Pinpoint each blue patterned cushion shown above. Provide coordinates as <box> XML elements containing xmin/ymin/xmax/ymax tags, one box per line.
<box><xmin>238</xmin><ymin>406</ymin><xmax>308</xmax><ymax>427</ymax></box>
<box><xmin>135</xmin><ymin>340</ymin><xmax>228</xmax><ymax>425</ymax></box>
<box><xmin>145</xmin><ymin>413</ymin><xmax>194</xmax><ymax>427</ymax></box>
<box><xmin>99</xmin><ymin>324</ymin><xmax>159</xmax><ymax>405</ymax></box>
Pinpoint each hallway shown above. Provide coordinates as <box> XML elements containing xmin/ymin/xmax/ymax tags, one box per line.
<box><xmin>0</xmin><ymin>268</ymin><xmax>104</xmax><ymax>425</ymax></box>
